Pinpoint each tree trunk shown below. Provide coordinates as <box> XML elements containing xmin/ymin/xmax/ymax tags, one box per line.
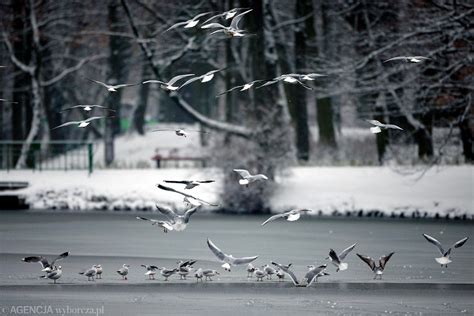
<box><xmin>459</xmin><ymin>116</ymin><xmax>472</xmax><ymax>163</ymax></box>
<box><xmin>414</xmin><ymin>114</ymin><xmax>434</xmax><ymax>160</ymax></box>
<box><xmin>131</xmin><ymin>63</ymin><xmax>150</xmax><ymax>135</ymax></box>
<box><xmin>316</xmin><ymin>97</ymin><xmax>337</xmax><ymax>147</ymax></box>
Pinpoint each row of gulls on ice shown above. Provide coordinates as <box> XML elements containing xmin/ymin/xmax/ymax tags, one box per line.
<box><xmin>20</xmin><ymin>233</ymin><xmax>469</xmax><ymax>284</ymax></box>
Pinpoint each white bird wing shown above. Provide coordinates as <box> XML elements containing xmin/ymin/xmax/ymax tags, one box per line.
<box><xmin>216</xmin><ymin>83</ymin><xmax>252</xmax><ymax>97</ymax></box>
<box><xmin>142</xmin><ymin>80</ymin><xmax>165</xmax><ymax>85</ymax></box>
<box><xmin>367</xmin><ymin>119</ymin><xmax>383</xmax><ymax>127</ymax></box>
<box><xmin>51</xmin><ymin>121</ymin><xmax>82</xmax><ymax>130</ymax></box>
<box><xmin>385</xmin><ymin>124</ymin><xmax>403</xmax><ymax>130</ymax></box>
<box><xmin>233</xmin><ymin>169</ymin><xmax>251</xmax><ymax>179</ymax></box>
<box><xmin>85</xmin><ymin>116</ymin><xmax>109</xmax><ymax>123</ymax></box>
<box><xmin>193</xmin><ymin>11</ymin><xmax>213</xmax><ymax>21</ymax></box>
<box><xmin>87</xmin><ymin>78</ymin><xmax>109</xmax><ymax>88</ymax></box>
<box><xmin>201</xmin><ymin>22</ymin><xmax>227</xmax><ymax>29</ymax></box>
<box><xmin>423</xmin><ymin>233</ymin><xmax>445</xmax><ymax>256</ymax></box>
<box><xmin>232</xmin><ymin>256</ymin><xmax>259</xmax><ymax>265</ymax></box>
<box><xmin>383</xmin><ymin>56</ymin><xmax>408</xmax><ymax>62</ymax></box>
<box><xmin>179</xmin><ymin>76</ymin><xmax>204</xmax><ymax>88</ymax></box>
<box><xmin>183</xmin><ymin>205</ymin><xmax>200</xmax><ymax>223</ymax></box>
<box><xmin>357</xmin><ymin>254</ymin><xmax>376</xmax><ymax>271</ymax></box>
<box><xmin>168</xmin><ymin>74</ymin><xmax>195</xmax><ymax>86</ymax></box>
<box><xmin>338</xmin><ymin>243</ymin><xmax>357</xmax><ymax>260</ymax></box>
<box><xmin>445</xmin><ymin>237</ymin><xmax>469</xmax><ymax>256</ymax></box>
<box><xmin>230</xmin><ymin>9</ymin><xmax>252</xmax><ymax>29</ymax></box>
<box><xmin>207</xmin><ymin>238</ymin><xmax>228</xmax><ymax>261</ymax></box>
<box><xmin>271</xmin><ymin>261</ymin><xmax>299</xmax><ymax>285</ymax></box>
<box><xmin>261</xmin><ymin>213</ymin><xmax>287</xmax><ymax>226</ymax></box>
<box><xmin>113</xmin><ymin>83</ymin><xmax>139</xmax><ymax>89</ymax></box>
<box><xmin>256</xmin><ymin>80</ymin><xmax>279</xmax><ymax>89</ymax></box>
<box><xmin>155</xmin><ymin>204</ymin><xmax>177</xmax><ymax>221</ymax></box>
<box><xmin>164</xmin><ymin>21</ymin><xmax>190</xmax><ymax>33</ymax></box>
<box><xmin>202</xmin><ymin>13</ymin><xmax>223</xmax><ymax>25</ymax></box>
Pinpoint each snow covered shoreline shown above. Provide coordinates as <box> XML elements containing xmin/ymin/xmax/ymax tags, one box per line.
<box><xmin>0</xmin><ymin>166</ymin><xmax>472</xmax><ymax>218</ymax></box>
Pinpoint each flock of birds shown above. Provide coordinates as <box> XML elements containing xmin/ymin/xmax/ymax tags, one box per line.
<box><xmin>0</xmin><ymin>7</ymin><xmax>424</xmax><ymax>135</ymax></box>
<box><xmin>21</xmin><ymin>233</ymin><xmax>468</xmax><ymax>286</ymax></box>
<box><xmin>10</xmin><ymin>6</ymin><xmax>461</xmax><ymax>288</ymax></box>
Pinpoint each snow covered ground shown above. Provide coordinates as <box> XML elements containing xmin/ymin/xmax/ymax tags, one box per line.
<box><xmin>1</xmin><ymin>166</ymin><xmax>472</xmax><ymax>218</ymax></box>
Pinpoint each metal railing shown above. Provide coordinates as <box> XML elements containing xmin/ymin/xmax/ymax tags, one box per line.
<box><xmin>0</xmin><ymin>141</ymin><xmax>94</xmax><ymax>174</ymax></box>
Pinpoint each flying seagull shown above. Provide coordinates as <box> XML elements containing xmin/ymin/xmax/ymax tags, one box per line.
<box><xmin>51</xmin><ymin>116</ymin><xmax>112</xmax><ymax>130</ymax></box>
<box><xmin>87</xmin><ymin>78</ymin><xmax>138</xmax><ymax>92</ymax></box>
<box><xmin>164</xmin><ymin>12</ymin><xmax>213</xmax><ymax>32</ymax></box>
<box><xmin>367</xmin><ymin>119</ymin><xmax>403</xmax><ymax>134</ymax></box>
<box><xmin>116</xmin><ymin>264</ymin><xmax>130</xmax><ymax>280</ymax></box>
<box><xmin>41</xmin><ymin>266</ymin><xmax>62</xmax><ymax>284</ymax></box>
<box><xmin>136</xmin><ymin>205</ymin><xmax>199</xmax><ymax>233</ymax></box>
<box><xmin>151</xmin><ymin>128</ymin><xmax>208</xmax><ymax>138</ymax></box>
<box><xmin>203</xmin><ymin>8</ymin><xmax>250</xmax><ymax>23</ymax></box>
<box><xmin>422</xmin><ymin>234</ymin><xmax>468</xmax><ymax>267</ymax></box>
<box><xmin>164</xmin><ymin>180</ymin><xmax>215</xmax><ymax>190</ymax></box>
<box><xmin>257</xmin><ymin>74</ymin><xmax>314</xmax><ymax>90</ymax></box>
<box><xmin>60</xmin><ymin>105</ymin><xmax>115</xmax><ymax>112</ymax></box>
<box><xmin>207</xmin><ymin>238</ymin><xmax>258</xmax><ymax>271</ymax></box>
<box><xmin>201</xmin><ymin>9</ymin><xmax>253</xmax><ymax>37</ymax></box>
<box><xmin>216</xmin><ymin>80</ymin><xmax>264</xmax><ymax>97</ymax></box>
<box><xmin>142</xmin><ymin>74</ymin><xmax>195</xmax><ymax>91</ymax></box>
<box><xmin>357</xmin><ymin>252</ymin><xmax>394</xmax><ymax>280</ymax></box>
<box><xmin>328</xmin><ymin>243</ymin><xmax>357</xmax><ymax>272</ymax></box>
<box><xmin>22</xmin><ymin>251</ymin><xmax>69</xmax><ymax>274</ymax></box>
<box><xmin>141</xmin><ymin>265</ymin><xmax>159</xmax><ymax>280</ymax></box>
<box><xmin>261</xmin><ymin>208</ymin><xmax>312</xmax><ymax>226</ymax></box>
<box><xmin>384</xmin><ymin>56</ymin><xmax>430</xmax><ymax>63</ymax></box>
<box><xmin>180</xmin><ymin>69</ymin><xmax>223</xmax><ymax>88</ymax></box>
<box><xmin>233</xmin><ymin>169</ymin><xmax>268</xmax><ymax>186</ymax></box>
<box><xmin>156</xmin><ymin>183</ymin><xmax>218</xmax><ymax>206</ymax></box>
<box><xmin>79</xmin><ymin>265</ymin><xmax>98</xmax><ymax>281</ymax></box>
<box><xmin>272</xmin><ymin>261</ymin><xmax>329</xmax><ymax>287</ymax></box>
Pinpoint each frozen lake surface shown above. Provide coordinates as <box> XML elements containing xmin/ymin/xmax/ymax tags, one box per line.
<box><xmin>1</xmin><ymin>211</ymin><xmax>473</xmax><ymax>315</ymax></box>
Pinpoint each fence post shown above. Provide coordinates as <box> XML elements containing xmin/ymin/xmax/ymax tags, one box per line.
<box><xmin>88</xmin><ymin>142</ymin><xmax>93</xmax><ymax>175</ymax></box>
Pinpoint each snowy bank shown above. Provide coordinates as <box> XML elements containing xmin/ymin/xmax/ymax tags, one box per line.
<box><xmin>0</xmin><ymin>166</ymin><xmax>472</xmax><ymax>218</ymax></box>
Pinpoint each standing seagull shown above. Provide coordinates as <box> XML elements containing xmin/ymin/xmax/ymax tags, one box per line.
<box><xmin>201</xmin><ymin>9</ymin><xmax>253</xmax><ymax>37</ymax></box>
<box><xmin>194</xmin><ymin>268</ymin><xmax>204</xmax><ymax>282</ymax></box>
<box><xmin>367</xmin><ymin>119</ymin><xmax>403</xmax><ymax>134</ymax></box>
<box><xmin>42</xmin><ymin>266</ymin><xmax>62</xmax><ymax>284</ymax></box>
<box><xmin>384</xmin><ymin>56</ymin><xmax>430</xmax><ymax>63</ymax></box>
<box><xmin>51</xmin><ymin>116</ymin><xmax>112</xmax><ymax>130</ymax></box>
<box><xmin>261</xmin><ymin>209</ymin><xmax>312</xmax><ymax>226</ymax></box>
<box><xmin>156</xmin><ymin>183</ymin><xmax>218</xmax><ymax>206</ymax></box>
<box><xmin>422</xmin><ymin>234</ymin><xmax>469</xmax><ymax>267</ymax></box>
<box><xmin>87</xmin><ymin>78</ymin><xmax>138</xmax><ymax>92</ymax></box>
<box><xmin>142</xmin><ymin>74</ymin><xmax>195</xmax><ymax>91</ymax></box>
<box><xmin>164</xmin><ymin>12</ymin><xmax>213</xmax><ymax>32</ymax></box>
<box><xmin>95</xmin><ymin>264</ymin><xmax>103</xmax><ymax>279</ymax></box>
<box><xmin>246</xmin><ymin>263</ymin><xmax>256</xmax><ymax>278</ymax></box>
<box><xmin>207</xmin><ymin>238</ymin><xmax>258</xmax><ymax>272</ymax></box>
<box><xmin>141</xmin><ymin>265</ymin><xmax>159</xmax><ymax>280</ymax></box>
<box><xmin>163</xmin><ymin>179</ymin><xmax>215</xmax><ymax>190</ymax></box>
<box><xmin>203</xmin><ymin>269</ymin><xmax>220</xmax><ymax>281</ymax></box>
<box><xmin>116</xmin><ymin>264</ymin><xmax>130</xmax><ymax>280</ymax></box>
<box><xmin>159</xmin><ymin>267</ymin><xmax>178</xmax><ymax>281</ymax></box>
<box><xmin>216</xmin><ymin>80</ymin><xmax>264</xmax><ymax>97</ymax></box>
<box><xmin>60</xmin><ymin>105</ymin><xmax>115</xmax><ymax>112</ymax></box>
<box><xmin>22</xmin><ymin>251</ymin><xmax>69</xmax><ymax>274</ymax></box>
<box><xmin>233</xmin><ymin>169</ymin><xmax>268</xmax><ymax>186</ymax></box>
<box><xmin>177</xmin><ymin>260</ymin><xmax>197</xmax><ymax>280</ymax></box>
<box><xmin>357</xmin><ymin>252</ymin><xmax>394</xmax><ymax>280</ymax></box>
<box><xmin>328</xmin><ymin>243</ymin><xmax>357</xmax><ymax>272</ymax></box>
<box><xmin>79</xmin><ymin>265</ymin><xmax>98</xmax><ymax>281</ymax></box>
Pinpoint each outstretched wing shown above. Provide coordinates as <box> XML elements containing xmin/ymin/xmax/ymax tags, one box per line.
<box><xmin>256</xmin><ymin>80</ymin><xmax>278</xmax><ymax>89</ymax></box>
<box><xmin>22</xmin><ymin>256</ymin><xmax>49</xmax><ymax>268</ymax></box>
<box><xmin>423</xmin><ymin>233</ymin><xmax>445</xmax><ymax>256</ymax></box>
<box><xmin>367</xmin><ymin>119</ymin><xmax>383</xmax><ymax>127</ymax></box>
<box><xmin>164</xmin><ymin>180</ymin><xmax>191</xmax><ymax>185</ymax></box>
<box><xmin>156</xmin><ymin>184</ymin><xmax>218</xmax><ymax>206</ymax></box>
<box><xmin>50</xmin><ymin>252</ymin><xmax>69</xmax><ymax>266</ymax></box>
<box><xmin>453</xmin><ymin>237</ymin><xmax>469</xmax><ymax>249</ymax></box>
<box><xmin>51</xmin><ymin>121</ymin><xmax>81</xmax><ymax>130</ymax></box>
<box><xmin>230</xmin><ymin>9</ymin><xmax>252</xmax><ymax>29</ymax></box>
<box><xmin>201</xmin><ymin>22</ymin><xmax>226</xmax><ymax>29</ymax></box>
<box><xmin>114</xmin><ymin>83</ymin><xmax>139</xmax><ymax>89</ymax></box>
<box><xmin>85</xmin><ymin>116</ymin><xmax>110</xmax><ymax>123</ymax></box>
<box><xmin>183</xmin><ymin>205</ymin><xmax>200</xmax><ymax>223</ymax></box>
<box><xmin>168</xmin><ymin>74</ymin><xmax>195</xmax><ymax>86</ymax></box>
<box><xmin>233</xmin><ymin>169</ymin><xmax>251</xmax><ymax>179</ymax></box>
<box><xmin>272</xmin><ymin>261</ymin><xmax>299</xmax><ymax>285</ymax></box>
<box><xmin>233</xmin><ymin>256</ymin><xmax>259</xmax><ymax>265</ymax></box>
<box><xmin>357</xmin><ymin>254</ymin><xmax>376</xmax><ymax>271</ymax></box>
<box><xmin>86</xmin><ymin>78</ymin><xmax>109</xmax><ymax>88</ymax></box>
<box><xmin>339</xmin><ymin>243</ymin><xmax>357</xmax><ymax>260</ymax></box>
<box><xmin>216</xmin><ymin>85</ymin><xmax>245</xmax><ymax>97</ymax></box>
<box><xmin>385</xmin><ymin>124</ymin><xmax>403</xmax><ymax>131</ymax></box>
<box><xmin>164</xmin><ymin>21</ymin><xmax>189</xmax><ymax>33</ymax></box>
<box><xmin>379</xmin><ymin>252</ymin><xmax>394</xmax><ymax>270</ymax></box>
<box><xmin>383</xmin><ymin>56</ymin><xmax>407</xmax><ymax>62</ymax></box>
<box><xmin>328</xmin><ymin>249</ymin><xmax>340</xmax><ymax>264</ymax></box>
<box><xmin>179</xmin><ymin>76</ymin><xmax>203</xmax><ymax>89</ymax></box>
<box><xmin>261</xmin><ymin>213</ymin><xmax>286</xmax><ymax>226</ymax></box>
<box><xmin>155</xmin><ymin>205</ymin><xmax>177</xmax><ymax>221</ymax></box>
<box><xmin>207</xmin><ymin>239</ymin><xmax>227</xmax><ymax>261</ymax></box>
<box><xmin>198</xmin><ymin>180</ymin><xmax>215</xmax><ymax>184</ymax></box>
<box><xmin>142</xmin><ymin>80</ymin><xmax>165</xmax><ymax>85</ymax></box>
